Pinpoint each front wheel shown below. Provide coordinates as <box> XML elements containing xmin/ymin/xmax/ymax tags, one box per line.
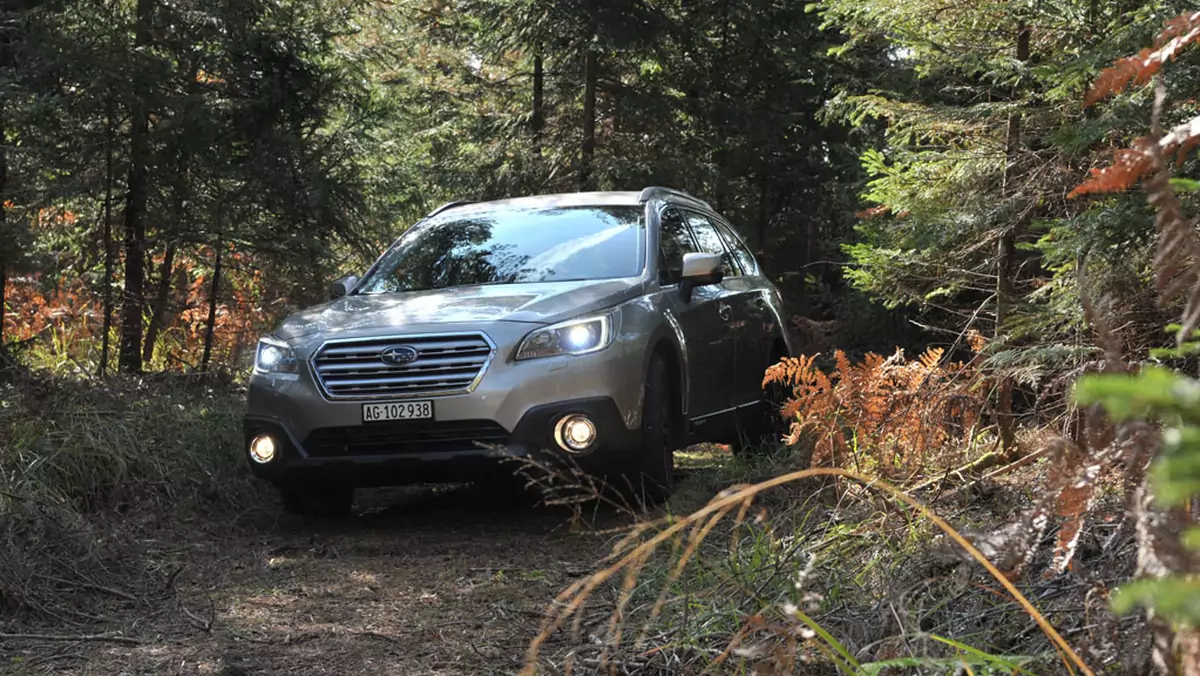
<box><xmin>279</xmin><ymin>478</ymin><xmax>354</xmax><ymax>518</ymax></box>
<box><xmin>619</xmin><ymin>356</ymin><xmax>677</xmax><ymax>508</ymax></box>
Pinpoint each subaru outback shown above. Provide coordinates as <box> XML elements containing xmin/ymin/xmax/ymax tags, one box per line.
<box><xmin>243</xmin><ymin>188</ymin><xmax>793</xmax><ymax>516</ymax></box>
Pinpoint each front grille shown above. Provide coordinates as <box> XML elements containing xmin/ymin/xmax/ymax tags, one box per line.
<box><xmin>311</xmin><ymin>333</ymin><xmax>494</xmax><ymax>400</ymax></box>
<box><xmin>303</xmin><ymin>420</ymin><xmax>510</xmax><ymax>457</ymax></box>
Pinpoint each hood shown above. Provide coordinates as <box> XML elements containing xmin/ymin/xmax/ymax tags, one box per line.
<box><xmin>275</xmin><ymin>278</ymin><xmax>645</xmax><ymax>341</ymax></box>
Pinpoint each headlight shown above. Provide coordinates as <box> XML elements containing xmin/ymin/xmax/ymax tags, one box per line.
<box><xmin>254</xmin><ymin>336</ymin><xmax>300</xmax><ymax>375</ymax></box>
<box><xmin>515</xmin><ymin>314</ymin><xmax>613</xmax><ymax>361</ymax></box>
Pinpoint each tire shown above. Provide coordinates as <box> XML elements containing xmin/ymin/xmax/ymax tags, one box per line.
<box><xmin>621</xmin><ymin>355</ymin><xmax>677</xmax><ymax>507</ymax></box>
<box><xmin>279</xmin><ymin>478</ymin><xmax>354</xmax><ymax>518</ymax></box>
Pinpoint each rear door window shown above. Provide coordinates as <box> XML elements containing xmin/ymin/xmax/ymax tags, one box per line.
<box><xmin>711</xmin><ymin>218</ymin><xmax>758</xmax><ymax>275</ymax></box>
<box><xmin>684</xmin><ymin>211</ymin><xmax>741</xmax><ymax>276</ymax></box>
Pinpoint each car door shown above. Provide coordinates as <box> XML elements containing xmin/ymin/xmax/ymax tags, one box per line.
<box><xmin>657</xmin><ymin>206</ymin><xmax>736</xmax><ymax>420</ymax></box>
<box><xmin>710</xmin><ymin>215</ymin><xmax>782</xmax><ymax>398</ymax></box>
<box><xmin>682</xmin><ymin>210</ymin><xmax>764</xmax><ymax>408</ymax></box>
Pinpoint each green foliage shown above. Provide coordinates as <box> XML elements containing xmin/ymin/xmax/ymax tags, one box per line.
<box><xmin>1074</xmin><ymin>327</ymin><xmax>1200</xmax><ymax>628</ymax></box>
<box><xmin>1075</xmin><ymin>365</ymin><xmax>1200</xmax><ymax>424</ymax></box>
<box><xmin>4</xmin><ymin>0</ymin><xmax>874</xmax><ymax>365</ymax></box>
<box><xmin>819</xmin><ymin>0</ymin><xmax>1199</xmax><ymax>365</ymax></box>
<box><xmin>861</xmin><ymin>637</ymin><xmax>1037</xmax><ymax>675</ymax></box>
<box><xmin>1112</xmin><ymin>578</ymin><xmax>1200</xmax><ymax>629</ymax></box>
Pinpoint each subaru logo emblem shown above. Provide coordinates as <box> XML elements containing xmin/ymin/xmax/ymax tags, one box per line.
<box><xmin>380</xmin><ymin>345</ymin><xmax>419</xmax><ymax>365</ymax></box>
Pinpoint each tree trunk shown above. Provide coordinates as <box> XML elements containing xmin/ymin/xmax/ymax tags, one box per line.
<box><xmin>711</xmin><ymin>0</ymin><xmax>731</xmax><ymax>212</ymax></box>
<box><xmin>0</xmin><ymin>22</ymin><xmax>10</xmax><ymax>351</ymax></box>
<box><xmin>994</xmin><ymin>21</ymin><xmax>1031</xmax><ymax>457</ymax></box>
<box><xmin>580</xmin><ymin>49</ymin><xmax>597</xmax><ymax>191</ymax></box>
<box><xmin>200</xmin><ymin>243</ymin><xmax>221</xmax><ymax>373</ymax></box>
<box><xmin>0</xmin><ymin>91</ymin><xmax>8</xmax><ymax>349</ymax></box>
<box><xmin>532</xmin><ymin>52</ymin><xmax>544</xmax><ymax>158</ymax></box>
<box><xmin>99</xmin><ymin>109</ymin><xmax>115</xmax><ymax>377</ymax></box>
<box><xmin>756</xmin><ymin>169</ymin><xmax>769</xmax><ymax>250</ymax></box>
<box><xmin>118</xmin><ymin>0</ymin><xmax>154</xmax><ymax>373</ymax></box>
<box><xmin>141</xmin><ymin>242</ymin><xmax>175</xmax><ymax>365</ymax></box>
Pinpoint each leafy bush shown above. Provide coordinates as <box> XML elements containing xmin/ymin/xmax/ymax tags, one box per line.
<box><xmin>1015</xmin><ymin>9</ymin><xmax>1200</xmax><ymax>670</ymax></box>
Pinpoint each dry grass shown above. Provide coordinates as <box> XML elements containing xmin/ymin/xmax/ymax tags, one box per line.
<box><xmin>0</xmin><ymin>363</ymin><xmax>261</xmax><ymax>624</ymax></box>
<box><xmin>518</xmin><ymin>467</ymin><xmax>1096</xmax><ymax>675</ymax></box>
<box><xmin>504</xmin><ymin>434</ymin><xmax>1148</xmax><ymax>675</ymax></box>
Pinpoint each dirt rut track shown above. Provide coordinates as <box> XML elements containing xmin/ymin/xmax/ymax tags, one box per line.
<box><xmin>2</xmin><ymin>479</ymin><xmax>668</xmax><ymax>676</ymax></box>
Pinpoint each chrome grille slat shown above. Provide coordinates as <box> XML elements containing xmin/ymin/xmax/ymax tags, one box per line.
<box><xmin>322</xmin><ymin>371</ymin><xmax>480</xmax><ymax>386</ymax></box>
<box><xmin>311</xmin><ymin>332</ymin><xmax>494</xmax><ymax>400</ymax></box>
<box><xmin>319</xmin><ymin>339</ymin><xmax>489</xmax><ymax>357</ymax></box>
<box><xmin>317</xmin><ymin>355</ymin><xmax>488</xmax><ymax>374</ymax></box>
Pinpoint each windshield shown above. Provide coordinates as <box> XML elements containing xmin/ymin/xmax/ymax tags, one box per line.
<box><xmin>356</xmin><ymin>205</ymin><xmax>646</xmax><ymax>294</ymax></box>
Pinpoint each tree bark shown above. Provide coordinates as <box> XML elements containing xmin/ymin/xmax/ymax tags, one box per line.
<box><xmin>0</xmin><ymin>22</ymin><xmax>10</xmax><ymax>350</ymax></box>
<box><xmin>532</xmin><ymin>52</ymin><xmax>544</xmax><ymax>158</ymax></box>
<box><xmin>200</xmin><ymin>242</ymin><xmax>221</xmax><ymax>373</ymax></box>
<box><xmin>141</xmin><ymin>242</ymin><xmax>175</xmax><ymax>365</ymax></box>
<box><xmin>201</xmin><ymin>201</ymin><xmax>224</xmax><ymax>374</ymax></box>
<box><xmin>994</xmin><ymin>21</ymin><xmax>1031</xmax><ymax>457</ymax></box>
<box><xmin>0</xmin><ymin>89</ymin><xmax>8</xmax><ymax>349</ymax></box>
<box><xmin>580</xmin><ymin>49</ymin><xmax>597</xmax><ymax>191</ymax></box>
<box><xmin>711</xmin><ymin>0</ymin><xmax>731</xmax><ymax>212</ymax></box>
<box><xmin>118</xmin><ymin>0</ymin><xmax>155</xmax><ymax>373</ymax></box>
<box><xmin>99</xmin><ymin>109</ymin><xmax>115</xmax><ymax>377</ymax></box>
<box><xmin>756</xmin><ymin>169</ymin><xmax>769</xmax><ymax>250</ymax></box>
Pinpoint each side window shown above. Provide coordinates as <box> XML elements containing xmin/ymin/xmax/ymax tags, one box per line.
<box><xmin>658</xmin><ymin>207</ymin><xmax>699</xmax><ymax>285</ymax></box>
<box><xmin>712</xmin><ymin>219</ymin><xmax>757</xmax><ymax>275</ymax></box>
<box><xmin>684</xmin><ymin>211</ymin><xmax>741</xmax><ymax>276</ymax></box>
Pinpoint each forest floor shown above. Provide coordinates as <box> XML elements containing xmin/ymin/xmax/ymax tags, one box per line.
<box><xmin>2</xmin><ymin>460</ymin><xmax>733</xmax><ymax>676</ymax></box>
<box><xmin>3</xmin><ymin>448</ymin><xmax>1149</xmax><ymax>676</ymax></box>
<box><xmin>0</xmin><ymin>365</ymin><xmax>1149</xmax><ymax>676</ymax></box>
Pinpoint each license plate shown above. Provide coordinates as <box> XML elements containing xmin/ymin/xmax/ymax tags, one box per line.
<box><xmin>361</xmin><ymin>400</ymin><xmax>433</xmax><ymax>423</ymax></box>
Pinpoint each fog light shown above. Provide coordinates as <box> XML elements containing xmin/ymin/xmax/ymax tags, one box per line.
<box><xmin>249</xmin><ymin>434</ymin><xmax>277</xmax><ymax>464</ymax></box>
<box><xmin>554</xmin><ymin>414</ymin><xmax>597</xmax><ymax>453</ymax></box>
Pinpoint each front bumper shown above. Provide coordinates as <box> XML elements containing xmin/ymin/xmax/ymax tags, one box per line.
<box><xmin>243</xmin><ymin>396</ymin><xmax>640</xmax><ymax>486</ymax></box>
<box><xmin>243</xmin><ymin>321</ymin><xmax>648</xmax><ymax>486</ymax></box>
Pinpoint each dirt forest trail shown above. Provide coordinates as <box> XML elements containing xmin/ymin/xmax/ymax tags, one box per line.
<box><xmin>5</xmin><ymin>479</ymin><xmax>667</xmax><ymax>676</ymax></box>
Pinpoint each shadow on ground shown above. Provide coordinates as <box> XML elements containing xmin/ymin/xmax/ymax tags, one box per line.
<box><xmin>5</xmin><ymin>456</ymin><xmax>730</xmax><ymax>676</ymax></box>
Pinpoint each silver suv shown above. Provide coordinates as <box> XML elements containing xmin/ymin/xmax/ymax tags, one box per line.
<box><xmin>243</xmin><ymin>188</ymin><xmax>793</xmax><ymax>515</ymax></box>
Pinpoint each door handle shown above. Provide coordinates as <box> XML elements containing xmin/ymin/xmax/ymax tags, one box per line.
<box><xmin>718</xmin><ymin>303</ymin><xmax>732</xmax><ymax>321</ymax></box>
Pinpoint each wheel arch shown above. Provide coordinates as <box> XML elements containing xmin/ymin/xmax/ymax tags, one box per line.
<box><xmin>642</xmin><ymin>322</ymin><xmax>688</xmax><ymax>419</ymax></box>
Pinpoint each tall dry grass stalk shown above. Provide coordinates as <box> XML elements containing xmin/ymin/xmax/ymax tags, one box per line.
<box><xmin>521</xmin><ymin>467</ymin><xmax>1092</xmax><ymax>675</ymax></box>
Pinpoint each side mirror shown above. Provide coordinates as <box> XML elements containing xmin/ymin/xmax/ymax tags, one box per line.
<box><xmin>679</xmin><ymin>252</ymin><xmax>723</xmax><ymax>302</ymax></box>
<box><xmin>329</xmin><ymin>275</ymin><xmax>359</xmax><ymax>300</ymax></box>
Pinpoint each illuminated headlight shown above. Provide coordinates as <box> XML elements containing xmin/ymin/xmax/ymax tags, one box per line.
<box><xmin>515</xmin><ymin>314</ymin><xmax>613</xmax><ymax>361</ymax></box>
<box><xmin>249</xmin><ymin>435</ymin><xmax>277</xmax><ymax>463</ymax></box>
<box><xmin>253</xmin><ymin>336</ymin><xmax>299</xmax><ymax>375</ymax></box>
<box><xmin>554</xmin><ymin>414</ymin><xmax>598</xmax><ymax>453</ymax></box>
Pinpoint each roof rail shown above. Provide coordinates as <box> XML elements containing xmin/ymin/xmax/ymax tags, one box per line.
<box><xmin>427</xmin><ymin>200</ymin><xmax>475</xmax><ymax>218</ymax></box>
<box><xmin>637</xmin><ymin>186</ymin><xmax>712</xmax><ymax>210</ymax></box>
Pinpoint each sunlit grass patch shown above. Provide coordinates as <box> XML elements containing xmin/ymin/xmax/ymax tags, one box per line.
<box><xmin>523</xmin><ymin>461</ymin><xmax>1099</xmax><ymax>675</ymax></box>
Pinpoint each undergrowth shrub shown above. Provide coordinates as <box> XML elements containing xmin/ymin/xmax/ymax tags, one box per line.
<box><xmin>0</xmin><ymin>365</ymin><xmax>259</xmax><ymax>620</ymax></box>
<box><xmin>520</xmin><ymin>469</ymin><xmax>1102</xmax><ymax>675</ymax></box>
<box><xmin>763</xmin><ymin>333</ymin><xmax>987</xmax><ymax>477</ymax></box>
<box><xmin>0</xmin><ymin>372</ymin><xmax>254</xmax><ymax>513</ymax></box>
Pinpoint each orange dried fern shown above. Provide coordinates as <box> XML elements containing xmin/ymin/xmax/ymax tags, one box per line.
<box><xmin>764</xmin><ymin>336</ymin><xmax>986</xmax><ymax>478</ymax></box>
<box><xmin>1084</xmin><ymin>11</ymin><xmax>1200</xmax><ymax>106</ymax></box>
